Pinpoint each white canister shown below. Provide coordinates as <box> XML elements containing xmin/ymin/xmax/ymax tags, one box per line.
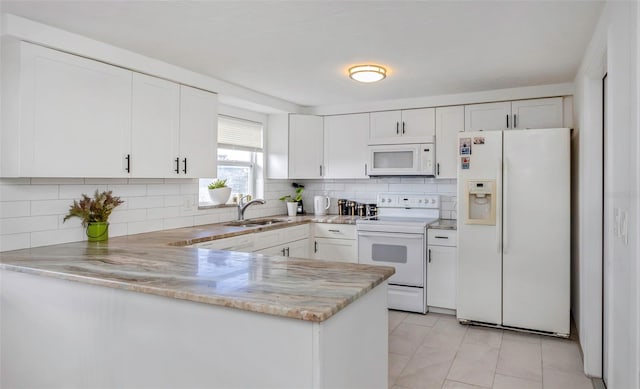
<box><xmin>314</xmin><ymin>195</ymin><xmax>330</xmax><ymax>216</ymax></box>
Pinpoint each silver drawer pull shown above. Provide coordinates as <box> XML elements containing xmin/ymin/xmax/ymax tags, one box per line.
<box><xmin>328</xmin><ymin>229</ymin><xmax>341</xmax><ymax>232</ymax></box>
<box><xmin>434</xmin><ymin>236</ymin><xmax>448</xmax><ymax>239</ymax></box>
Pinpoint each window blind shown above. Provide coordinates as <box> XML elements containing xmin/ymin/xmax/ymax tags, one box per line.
<box><xmin>218</xmin><ymin>115</ymin><xmax>263</xmax><ymax>151</ymax></box>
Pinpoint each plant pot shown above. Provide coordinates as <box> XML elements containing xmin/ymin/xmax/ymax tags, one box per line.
<box><xmin>286</xmin><ymin>201</ymin><xmax>298</xmax><ymax>217</ymax></box>
<box><xmin>86</xmin><ymin>222</ymin><xmax>109</xmax><ymax>242</ymax></box>
<box><xmin>208</xmin><ymin>187</ymin><xmax>232</xmax><ymax>205</ymax></box>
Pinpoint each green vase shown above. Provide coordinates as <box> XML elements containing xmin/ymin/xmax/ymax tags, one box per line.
<box><xmin>86</xmin><ymin>222</ymin><xmax>109</xmax><ymax>242</ymax></box>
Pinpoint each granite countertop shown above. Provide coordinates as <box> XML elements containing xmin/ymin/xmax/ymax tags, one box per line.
<box><xmin>429</xmin><ymin>219</ymin><xmax>457</xmax><ymax>230</ymax></box>
<box><xmin>0</xmin><ymin>214</ymin><xmax>393</xmax><ymax>323</ymax></box>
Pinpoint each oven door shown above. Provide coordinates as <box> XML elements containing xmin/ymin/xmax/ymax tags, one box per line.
<box><xmin>357</xmin><ymin>230</ymin><xmax>425</xmax><ymax>286</ymax></box>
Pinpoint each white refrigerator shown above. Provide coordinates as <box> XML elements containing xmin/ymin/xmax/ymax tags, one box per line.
<box><xmin>456</xmin><ymin>128</ymin><xmax>570</xmax><ymax>336</ymax></box>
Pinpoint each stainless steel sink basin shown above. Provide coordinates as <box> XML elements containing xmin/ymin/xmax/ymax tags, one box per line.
<box><xmin>223</xmin><ymin>219</ymin><xmax>285</xmax><ymax>228</ymax></box>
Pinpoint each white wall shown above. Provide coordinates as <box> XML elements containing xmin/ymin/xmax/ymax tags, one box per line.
<box><xmin>573</xmin><ymin>2</ymin><xmax>639</xmax><ymax>387</ymax></box>
<box><xmin>298</xmin><ymin>178</ymin><xmax>457</xmax><ymax>219</ymax></box>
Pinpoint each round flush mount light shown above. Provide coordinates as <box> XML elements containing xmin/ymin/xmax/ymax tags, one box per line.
<box><xmin>348</xmin><ymin>64</ymin><xmax>387</xmax><ymax>83</ymax></box>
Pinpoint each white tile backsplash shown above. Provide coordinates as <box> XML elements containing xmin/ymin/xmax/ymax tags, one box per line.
<box><xmin>297</xmin><ymin>177</ymin><xmax>458</xmax><ymax>218</ymax></box>
<box><xmin>0</xmin><ymin>178</ymin><xmax>292</xmax><ymax>252</ymax></box>
<box><xmin>0</xmin><ymin>176</ymin><xmax>456</xmax><ymax>252</ymax></box>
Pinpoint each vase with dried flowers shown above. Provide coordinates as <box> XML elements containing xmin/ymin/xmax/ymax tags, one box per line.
<box><xmin>63</xmin><ymin>190</ymin><xmax>124</xmax><ymax>242</ymax></box>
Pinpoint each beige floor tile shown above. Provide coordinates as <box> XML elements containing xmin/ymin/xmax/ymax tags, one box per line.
<box><xmin>404</xmin><ymin>312</ymin><xmax>440</xmax><ymax>327</ymax></box>
<box><xmin>496</xmin><ymin>339</ymin><xmax>542</xmax><ymax>382</ymax></box>
<box><xmin>421</xmin><ymin>315</ymin><xmax>468</xmax><ymax>348</ymax></box>
<box><xmin>541</xmin><ymin>338</ymin><xmax>584</xmax><ymax>374</ymax></box>
<box><xmin>390</xmin><ymin>323</ymin><xmax>431</xmax><ymax>356</ymax></box>
<box><xmin>442</xmin><ymin>379</ymin><xmax>489</xmax><ymax>388</ymax></box>
<box><xmin>503</xmin><ymin>330</ymin><xmax>542</xmax><ymax>345</ymax></box>
<box><xmin>395</xmin><ymin>345</ymin><xmax>456</xmax><ymax>389</ymax></box>
<box><xmin>463</xmin><ymin>326</ymin><xmax>503</xmax><ymax>348</ymax></box>
<box><xmin>390</xmin><ymin>310</ymin><xmax>409</xmax><ymax>333</ymax></box>
<box><xmin>542</xmin><ymin>368</ymin><xmax>593</xmax><ymax>389</ymax></box>
<box><xmin>446</xmin><ymin>342</ymin><xmax>500</xmax><ymax>388</ymax></box>
<box><xmin>493</xmin><ymin>374</ymin><xmax>542</xmax><ymax>389</ymax></box>
<box><xmin>389</xmin><ymin>352</ymin><xmax>411</xmax><ymax>387</ymax></box>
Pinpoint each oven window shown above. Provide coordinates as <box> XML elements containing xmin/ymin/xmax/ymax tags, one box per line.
<box><xmin>372</xmin><ymin>244</ymin><xmax>408</xmax><ymax>263</ymax></box>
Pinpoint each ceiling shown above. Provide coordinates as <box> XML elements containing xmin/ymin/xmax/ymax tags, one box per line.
<box><xmin>1</xmin><ymin>1</ymin><xmax>604</xmax><ymax>108</ymax></box>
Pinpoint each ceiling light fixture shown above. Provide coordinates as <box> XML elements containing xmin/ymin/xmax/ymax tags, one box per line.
<box><xmin>348</xmin><ymin>64</ymin><xmax>387</xmax><ymax>83</ymax></box>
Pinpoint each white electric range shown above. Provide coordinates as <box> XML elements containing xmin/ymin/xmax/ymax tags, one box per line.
<box><xmin>356</xmin><ymin>193</ymin><xmax>440</xmax><ymax>313</ymax></box>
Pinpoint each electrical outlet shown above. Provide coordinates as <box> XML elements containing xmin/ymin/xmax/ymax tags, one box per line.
<box><xmin>183</xmin><ymin>196</ymin><xmax>195</xmax><ymax>211</ymax></box>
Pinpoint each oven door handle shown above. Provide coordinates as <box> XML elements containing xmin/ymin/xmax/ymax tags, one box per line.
<box><xmin>357</xmin><ymin>231</ymin><xmax>425</xmax><ymax>239</ymax></box>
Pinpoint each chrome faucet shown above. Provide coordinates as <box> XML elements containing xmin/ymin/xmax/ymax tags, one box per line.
<box><xmin>237</xmin><ymin>195</ymin><xmax>266</xmax><ymax>221</ymax></box>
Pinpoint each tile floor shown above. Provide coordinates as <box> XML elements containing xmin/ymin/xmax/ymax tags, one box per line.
<box><xmin>388</xmin><ymin>311</ymin><xmax>593</xmax><ymax>389</ymax></box>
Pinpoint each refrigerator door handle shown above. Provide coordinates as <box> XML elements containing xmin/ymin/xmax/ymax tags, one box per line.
<box><xmin>503</xmin><ymin>158</ymin><xmax>509</xmax><ymax>254</ymax></box>
<box><xmin>497</xmin><ymin>158</ymin><xmax>502</xmax><ymax>253</ymax></box>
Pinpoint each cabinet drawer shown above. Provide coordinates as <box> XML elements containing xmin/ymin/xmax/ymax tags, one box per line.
<box><xmin>427</xmin><ymin>229</ymin><xmax>457</xmax><ymax>247</ymax></box>
<box><xmin>253</xmin><ymin>224</ymin><xmax>310</xmax><ymax>251</ymax></box>
<box><xmin>314</xmin><ymin>223</ymin><xmax>356</xmax><ymax>239</ymax></box>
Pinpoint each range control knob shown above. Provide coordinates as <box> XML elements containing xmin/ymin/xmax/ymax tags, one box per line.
<box><xmin>418</xmin><ymin>199</ymin><xmax>423</xmax><ymax>203</ymax></box>
<box><xmin>380</xmin><ymin>198</ymin><xmax>386</xmax><ymax>203</ymax></box>
<box><xmin>431</xmin><ymin>199</ymin><xmax>436</xmax><ymax>204</ymax></box>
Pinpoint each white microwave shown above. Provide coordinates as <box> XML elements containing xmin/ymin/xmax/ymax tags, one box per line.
<box><xmin>368</xmin><ymin>143</ymin><xmax>435</xmax><ymax>176</ymax></box>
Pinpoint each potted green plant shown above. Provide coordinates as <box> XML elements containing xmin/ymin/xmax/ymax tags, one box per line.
<box><xmin>279</xmin><ymin>187</ymin><xmax>304</xmax><ymax>217</ymax></box>
<box><xmin>63</xmin><ymin>190</ymin><xmax>124</xmax><ymax>242</ymax></box>
<box><xmin>208</xmin><ymin>179</ymin><xmax>232</xmax><ymax>205</ymax></box>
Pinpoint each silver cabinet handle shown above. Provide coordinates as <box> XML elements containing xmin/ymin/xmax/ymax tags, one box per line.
<box><xmin>513</xmin><ymin>114</ymin><xmax>517</xmax><ymax>128</ymax></box>
<box><xmin>396</xmin><ymin>122</ymin><xmax>399</xmax><ymax>134</ymax></box>
<box><xmin>364</xmin><ymin>163</ymin><xmax>368</xmax><ymax>176</ymax></box>
<box><xmin>281</xmin><ymin>248</ymin><xmax>286</xmax><ymax>256</ymax></box>
<box><xmin>328</xmin><ymin>229</ymin><xmax>340</xmax><ymax>233</ymax></box>
<box><xmin>436</xmin><ymin>162</ymin><xmax>440</xmax><ymax>176</ymax></box>
<box><xmin>320</xmin><ymin>165</ymin><xmax>323</xmax><ymax>176</ymax></box>
<box><xmin>285</xmin><ymin>247</ymin><xmax>290</xmax><ymax>257</ymax></box>
<box><xmin>506</xmin><ymin>114</ymin><xmax>509</xmax><ymax>128</ymax></box>
<box><xmin>428</xmin><ymin>248</ymin><xmax>431</xmax><ymax>263</ymax></box>
<box><xmin>402</xmin><ymin>121</ymin><xmax>405</xmax><ymax>134</ymax></box>
<box><xmin>314</xmin><ymin>241</ymin><xmax>318</xmax><ymax>253</ymax></box>
<box><xmin>434</xmin><ymin>236</ymin><xmax>448</xmax><ymax>239</ymax></box>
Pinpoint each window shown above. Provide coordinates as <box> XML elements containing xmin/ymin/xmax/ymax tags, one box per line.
<box><xmin>199</xmin><ymin>115</ymin><xmax>264</xmax><ymax>205</ymax></box>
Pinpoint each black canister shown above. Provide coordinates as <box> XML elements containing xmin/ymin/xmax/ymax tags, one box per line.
<box><xmin>347</xmin><ymin>201</ymin><xmax>358</xmax><ymax>216</ymax></box>
<box><xmin>357</xmin><ymin>203</ymin><xmax>366</xmax><ymax>217</ymax></box>
<box><xmin>337</xmin><ymin>199</ymin><xmax>348</xmax><ymax>215</ymax></box>
<box><xmin>366</xmin><ymin>204</ymin><xmax>378</xmax><ymax>217</ymax></box>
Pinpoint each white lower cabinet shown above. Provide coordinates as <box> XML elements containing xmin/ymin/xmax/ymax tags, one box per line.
<box><xmin>256</xmin><ymin>238</ymin><xmax>309</xmax><ymax>258</ymax></box>
<box><xmin>192</xmin><ymin>235</ymin><xmax>255</xmax><ymax>252</ymax></box>
<box><xmin>312</xmin><ymin>224</ymin><xmax>357</xmax><ymax>263</ymax></box>
<box><xmin>427</xmin><ymin>229</ymin><xmax>457</xmax><ymax>310</ymax></box>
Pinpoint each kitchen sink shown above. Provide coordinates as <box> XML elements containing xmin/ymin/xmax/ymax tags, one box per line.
<box><xmin>223</xmin><ymin>219</ymin><xmax>285</xmax><ymax>228</ymax></box>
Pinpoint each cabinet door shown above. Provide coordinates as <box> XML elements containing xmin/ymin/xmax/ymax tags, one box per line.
<box><xmin>401</xmin><ymin>108</ymin><xmax>436</xmax><ymax>142</ymax></box>
<box><xmin>289</xmin><ymin>114</ymin><xmax>324</xmax><ymax>178</ymax></box>
<box><xmin>427</xmin><ymin>245</ymin><xmax>457</xmax><ymax>310</ymax></box>
<box><xmin>369</xmin><ymin>110</ymin><xmax>402</xmax><ymax>144</ymax></box>
<box><xmin>313</xmin><ymin>238</ymin><xmax>357</xmax><ymax>263</ymax></box>
<box><xmin>179</xmin><ymin>85</ymin><xmax>218</xmax><ymax>178</ymax></box>
<box><xmin>511</xmin><ymin>97</ymin><xmax>563</xmax><ymax>129</ymax></box>
<box><xmin>131</xmin><ymin>73</ymin><xmax>180</xmax><ymax>178</ymax></box>
<box><xmin>324</xmin><ymin>113</ymin><xmax>369</xmax><ymax>178</ymax></box>
<box><xmin>287</xmin><ymin>238</ymin><xmax>310</xmax><ymax>258</ymax></box>
<box><xmin>256</xmin><ymin>243</ymin><xmax>289</xmax><ymax>256</ymax></box>
<box><xmin>464</xmin><ymin>102</ymin><xmax>511</xmax><ymax>132</ymax></box>
<box><xmin>435</xmin><ymin>106</ymin><xmax>464</xmax><ymax>179</ymax></box>
<box><xmin>20</xmin><ymin>43</ymin><xmax>132</xmax><ymax>177</ymax></box>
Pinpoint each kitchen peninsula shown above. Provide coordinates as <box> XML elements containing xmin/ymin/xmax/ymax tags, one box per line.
<box><xmin>0</xmin><ymin>219</ymin><xmax>394</xmax><ymax>388</ymax></box>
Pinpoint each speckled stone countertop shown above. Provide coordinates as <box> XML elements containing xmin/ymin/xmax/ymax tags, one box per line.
<box><xmin>429</xmin><ymin>219</ymin><xmax>458</xmax><ymax>230</ymax></box>
<box><xmin>0</xmin><ymin>214</ymin><xmax>393</xmax><ymax>322</ymax></box>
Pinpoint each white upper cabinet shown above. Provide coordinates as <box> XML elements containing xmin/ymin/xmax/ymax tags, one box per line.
<box><xmin>511</xmin><ymin>97</ymin><xmax>563</xmax><ymax>129</ymax></box>
<box><xmin>131</xmin><ymin>73</ymin><xmax>180</xmax><ymax>178</ymax></box>
<box><xmin>435</xmin><ymin>106</ymin><xmax>465</xmax><ymax>179</ymax></box>
<box><xmin>289</xmin><ymin>114</ymin><xmax>324</xmax><ymax>179</ymax></box>
<box><xmin>2</xmin><ymin>42</ymin><xmax>132</xmax><ymax>177</ymax></box>
<box><xmin>1</xmin><ymin>42</ymin><xmax>218</xmax><ymax>179</ymax></box>
<box><xmin>178</xmin><ymin>85</ymin><xmax>218</xmax><ymax>178</ymax></box>
<box><xmin>369</xmin><ymin>108</ymin><xmax>435</xmax><ymax>145</ymax></box>
<box><xmin>324</xmin><ymin>113</ymin><xmax>369</xmax><ymax>179</ymax></box>
<box><xmin>464</xmin><ymin>101</ymin><xmax>511</xmax><ymax>132</ymax></box>
<box><xmin>401</xmin><ymin>108</ymin><xmax>436</xmax><ymax>142</ymax></box>
<box><xmin>465</xmin><ymin>98</ymin><xmax>563</xmax><ymax>132</ymax></box>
